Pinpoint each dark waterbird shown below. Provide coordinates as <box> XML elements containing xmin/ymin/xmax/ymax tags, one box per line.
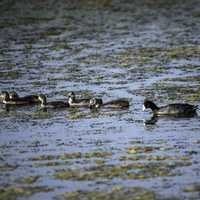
<box><xmin>9</xmin><ymin>91</ymin><xmax>40</xmax><ymax>103</ymax></box>
<box><xmin>89</xmin><ymin>98</ymin><xmax>129</xmax><ymax>109</ymax></box>
<box><xmin>0</xmin><ymin>91</ymin><xmax>38</xmax><ymax>105</ymax></box>
<box><xmin>68</xmin><ymin>91</ymin><xmax>102</xmax><ymax>107</ymax></box>
<box><xmin>143</xmin><ymin>99</ymin><xmax>198</xmax><ymax>116</ymax></box>
<box><xmin>38</xmin><ymin>94</ymin><xmax>69</xmax><ymax>109</ymax></box>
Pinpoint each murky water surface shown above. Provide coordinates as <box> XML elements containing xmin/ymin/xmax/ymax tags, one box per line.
<box><xmin>1</xmin><ymin>0</ymin><xmax>200</xmax><ymax>199</ymax></box>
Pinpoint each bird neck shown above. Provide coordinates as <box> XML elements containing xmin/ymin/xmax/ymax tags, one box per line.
<box><xmin>150</xmin><ymin>102</ymin><xmax>159</xmax><ymax>111</ymax></box>
<box><xmin>68</xmin><ymin>96</ymin><xmax>75</xmax><ymax>104</ymax></box>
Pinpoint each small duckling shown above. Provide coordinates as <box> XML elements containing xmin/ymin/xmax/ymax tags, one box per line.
<box><xmin>90</xmin><ymin>98</ymin><xmax>129</xmax><ymax>109</ymax></box>
<box><xmin>38</xmin><ymin>94</ymin><xmax>69</xmax><ymax>109</ymax></box>
<box><xmin>9</xmin><ymin>91</ymin><xmax>40</xmax><ymax>103</ymax></box>
<box><xmin>1</xmin><ymin>91</ymin><xmax>34</xmax><ymax>105</ymax></box>
<box><xmin>143</xmin><ymin>99</ymin><xmax>198</xmax><ymax>116</ymax></box>
<box><xmin>68</xmin><ymin>92</ymin><xmax>102</xmax><ymax>107</ymax></box>
<box><xmin>89</xmin><ymin>98</ymin><xmax>103</xmax><ymax>109</ymax></box>
<box><xmin>0</xmin><ymin>91</ymin><xmax>8</xmax><ymax>103</ymax></box>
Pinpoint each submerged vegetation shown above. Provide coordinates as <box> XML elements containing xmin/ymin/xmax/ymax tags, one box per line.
<box><xmin>0</xmin><ymin>186</ymin><xmax>52</xmax><ymax>200</ymax></box>
<box><xmin>58</xmin><ymin>186</ymin><xmax>156</xmax><ymax>200</ymax></box>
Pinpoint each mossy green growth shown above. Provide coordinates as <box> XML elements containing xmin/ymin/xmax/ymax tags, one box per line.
<box><xmin>30</xmin><ymin>155</ymin><xmax>55</xmax><ymax>161</ymax></box>
<box><xmin>54</xmin><ymin>161</ymin><xmax>189</xmax><ymax>181</ymax></box>
<box><xmin>0</xmin><ymin>164</ymin><xmax>17</xmax><ymax>171</ymax></box>
<box><xmin>31</xmin><ymin>151</ymin><xmax>111</xmax><ymax>163</ymax></box>
<box><xmin>41</xmin><ymin>27</ymin><xmax>66</xmax><ymax>37</ymax></box>
<box><xmin>59</xmin><ymin>186</ymin><xmax>156</xmax><ymax>200</ymax></box>
<box><xmin>68</xmin><ymin>111</ymin><xmax>90</xmax><ymax>120</ymax></box>
<box><xmin>192</xmin><ymin>11</ymin><xmax>200</xmax><ymax>17</ymax></box>
<box><xmin>144</xmin><ymin>66</ymin><xmax>165</xmax><ymax>73</ymax></box>
<box><xmin>60</xmin><ymin>151</ymin><xmax>111</xmax><ymax>159</ymax></box>
<box><xmin>164</xmin><ymin>75</ymin><xmax>200</xmax><ymax>82</ymax></box>
<box><xmin>50</xmin><ymin>43</ymin><xmax>71</xmax><ymax>51</ymax></box>
<box><xmin>127</xmin><ymin>146</ymin><xmax>159</xmax><ymax>154</ymax></box>
<box><xmin>35</xmin><ymin>161</ymin><xmax>67</xmax><ymax>167</ymax></box>
<box><xmin>60</xmin><ymin>152</ymin><xmax>82</xmax><ymax>160</ymax></box>
<box><xmin>119</xmin><ymin>155</ymin><xmax>190</xmax><ymax>161</ymax></box>
<box><xmin>0</xmin><ymin>186</ymin><xmax>52</xmax><ymax>200</ymax></box>
<box><xmin>0</xmin><ymin>71</ymin><xmax>21</xmax><ymax>79</ymax></box>
<box><xmin>95</xmin><ymin>160</ymin><xmax>105</xmax><ymax>165</ymax></box>
<box><xmin>31</xmin><ymin>110</ymin><xmax>53</xmax><ymax>119</ymax></box>
<box><xmin>84</xmin><ymin>151</ymin><xmax>112</xmax><ymax>158</ymax></box>
<box><xmin>166</xmin><ymin>46</ymin><xmax>200</xmax><ymax>59</ymax></box>
<box><xmin>17</xmin><ymin>176</ymin><xmax>40</xmax><ymax>184</ymax></box>
<box><xmin>183</xmin><ymin>185</ymin><xmax>200</xmax><ymax>192</ymax></box>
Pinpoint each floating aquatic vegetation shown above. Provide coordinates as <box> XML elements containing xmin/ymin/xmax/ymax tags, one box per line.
<box><xmin>30</xmin><ymin>155</ymin><xmax>55</xmax><ymax>161</ymax></box>
<box><xmin>31</xmin><ymin>151</ymin><xmax>111</xmax><ymax>162</ymax></box>
<box><xmin>84</xmin><ymin>151</ymin><xmax>112</xmax><ymax>158</ymax></box>
<box><xmin>54</xmin><ymin>161</ymin><xmax>190</xmax><ymax>181</ymax></box>
<box><xmin>192</xmin><ymin>11</ymin><xmax>200</xmax><ymax>17</ymax></box>
<box><xmin>0</xmin><ymin>186</ymin><xmax>53</xmax><ymax>200</ymax></box>
<box><xmin>17</xmin><ymin>176</ymin><xmax>40</xmax><ymax>184</ymax></box>
<box><xmin>31</xmin><ymin>110</ymin><xmax>53</xmax><ymax>119</ymax></box>
<box><xmin>0</xmin><ymin>164</ymin><xmax>17</xmax><ymax>172</ymax></box>
<box><xmin>183</xmin><ymin>184</ymin><xmax>200</xmax><ymax>192</ymax></box>
<box><xmin>67</xmin><ymin>111</ymin><xmax>90</xmax><ymax>120</ymax></box>
<box><xmin>127</xmin><ymin>146</ymin><xmax>159</xmax><ymax>154</ymax></box>
<box><xmin>0</xmin><ymin>71</ymin><xmax>21</xmax><ymax>79</ymax></box>
<box><xmin>166</xmin><ymin>46</ymin><xmax>200</xmax><ymax>59</ymax></box>
<box><xmin>164</xmin><ymin>76</ymin><xmax>200</xmax><ymax>82</ymax></box>
<box><xmin>59</xmin><ymin>186</ymin><xmax>156</xmax><ymax>200</ymax></box>
<box><xmin>119</xmin><ymin>155</ymin><xmax>190</xmax><ymax>161</ymax></box>
<box><xmin>95</xmin><ymin>160</ymin><xmax>105</xmax><ymax>165</ymax></box>
<box><xmin>60</xmin><ymin>152</ymin><xmax>82</xmax><ymax>160</ymax></box>
<box><xmin>35</xmin><ymin>161</ymin><xmax>66</xmax><ymax>167</ymax></box>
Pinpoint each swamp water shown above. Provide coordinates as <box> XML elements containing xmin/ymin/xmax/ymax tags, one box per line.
<box><xmin>0</xmin><ymin>0</ymin><xmax>200</xmax><ymax>199</ymax></box>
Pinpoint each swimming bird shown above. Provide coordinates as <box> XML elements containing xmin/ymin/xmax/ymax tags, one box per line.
<box><xmin>38</xmin><ymin>94</ymin><xmax>69</xmax><ymax>109</ymax></box>
<box><xmin>0</xmin><ymin>91</ymin><xmax>8</xmax><ymax>103</ymax></box>
<box><xmin>89</xmin><ymin>98</ymin><xmax>129</xmax><ymax>109</ymax></box>
<box><xmin>143</xmin><ymin>99</ymin><xmax>198</xmax><ymax>116</ymax></box>
<box><xmin>1</xmin><ymin>91</ymin><xmax>35</xmax><ymax>105</ymax></box>
<box><xmin>9</xmin><ymin>91</ymin><xmax>40</xmax><ymax>103</ymax></box>
<box><xmin>68</xmin><ymin>92</ymin><xmax>102</xmax><ymax>107</ymax></box>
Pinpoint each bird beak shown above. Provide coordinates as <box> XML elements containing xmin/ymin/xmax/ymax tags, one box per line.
<box><xmin>142</xmin><ymin>105</ymin><xmax>146</xmax><ymax>111</ymax></box>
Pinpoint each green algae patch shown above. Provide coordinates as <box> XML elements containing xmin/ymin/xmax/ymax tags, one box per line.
<box><xmin>60</xmin><ymin>152</ymin><xmax>82</xmax><ymax>160</ymax></box>
<box><xmin>0</xmin><ymin>164</ymin><xmax>17</xmax><ymax>172</ymax></box>
<box><xmin>95</xmin><ymin>160</ymin><xmax>105</xmax><ymax>165</ymax></box>
<box><xmin>54</xmin><ymin>161</ymin><xmax>189</xmax><ymax>181</ymax></box>
<box><xmin>17</xmin><ymin>176</ymin><xmax>40</xmax><ymax>184</ymax></box>
<box><xmin>84</xmin><ymin>151</ymin><xmax>112</xmax><ymax>158</ymax></box>
<box><xmin>31</xmin><ymin>110</ymin><xmax>53</xmax><ymax>119</ymax></box>
<box><xmin>119</xmin><ymin>155</ymin><xmax>191</xmax><ymax>161</ymax></box>
<box><xmin>67</xmin><ymin>111</ymin><xmax>90</xmax><ymax>120</ymax></box>
<box><xmin>150</xmin><ymin>81</ymin><xmax>196</xmax><ymax>101</ymax></box>
<box><xmin>144</xmin><ymin>66</ymin><xmax>165</xmax><ymax>73</ymax></box>
<box><xmin>59</xmin><ymin>186</ymin><xmax>156</xmax><ymax>200</ymax></box>
<box><xmin>41</xmin><ymin>27</ymin><xmax>66</xmax><ymax>37</ymax></box>
<box><xmin>127</xmin><ymin>146</ymin><xmax>159</xmax><ymax>154</ymax></box>
<box><xmin>60</xmin><ymin>151</ymin><xmax>111</xmax><ymax>159</ymax></box>
<box><xmin>0</xmin><ymin>71</ymin><xmax>21</xmax><ymax>79</ymax></box>
<box><xmin>192</xmin><ymin>11</ymin><xmax>200</xmax><ymax>17</ymax></box>
<box><xmin>30</xmin><ymin>154</ymin><xmax>55</xmax><ymax>161</ymax></box>
<box><xmin>35</xmin><ymin>161</ymin><xmax>69</xmax><ymax>167</ymax></box>
<box><xmin>166</xmin><ymin>46</ymin><xmax>200</xmax><ymax>59</ymax></box>
<box><xmin>30</xmin><ymin>151</ymin><xmax>111</xmax><ymax>162</ymax></box>
<box><xmin>0</xmin><ymin>186</ymin><xmax>53</xmax><ymax>200</ymax></box>
<box><xmin>183</xmin><ymin>185</ymin><xmax>200</xmax><ymax>192</ymax></box>
<box><xmin>183</xmin><ymin>86</ymin><xmax>200</xmax><ymax>102</ymax></box>
<box><xmin>164</xmin><ymin>75</ymin><xmax>200</xmax><ymax>82</ymax></box>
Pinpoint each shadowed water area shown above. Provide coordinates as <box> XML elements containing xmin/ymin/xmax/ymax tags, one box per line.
<box><xmin>0</xmin><ymin>0</ymin><xmax>200</xmax><ymax>199</ymax></box>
